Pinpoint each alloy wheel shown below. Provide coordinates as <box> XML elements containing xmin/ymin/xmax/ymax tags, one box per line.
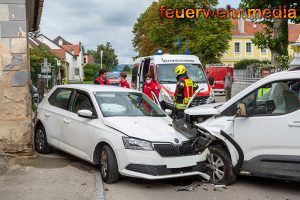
<box><xmin>100</xmin><ymin>151</ymin><xmax>108</xmax><ymax>177</ymax></box>
<box><xmin>35</xmin><ymin>129</ymin><xmax>45</xmax><ymax>151</ymax></box>
<box><xmin>207</xmin><ymin>153</ymin><xmax>225</xmax><ymax>182</ymax></box>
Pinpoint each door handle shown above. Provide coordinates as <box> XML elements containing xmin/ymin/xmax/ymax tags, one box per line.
<box><xmin>288</xmin><ymin>121</ymin><xmax>300</xmax><ymax>128</ymax></box>
<box><xmin>63</xmin><ymin>119</ymin><xmax>70</xmax><ymax>124</ymax></box>
<box><xmin>45</xmin><ymin>113</ymin><xmax>50</xmax><ymax>117</ymax></box>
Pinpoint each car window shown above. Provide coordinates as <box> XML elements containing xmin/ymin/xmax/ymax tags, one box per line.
<box><xmin>71</xmin><ymin>92</ymin><xmax>94</xmax><ymax>114</ymax></box>
<box><xmin>239</xmin><ymin>79</ymin><xmax>300</xmax><ymax>116</ymax></box>
<box><xmin>94</xmin><ymin>92</ymin><xmax>166</xmax><ymax>117</ymax></box>
<box><xmin>49</xmin><ymin>89</ymin><xmax>73</xmax><ymax>110</ymax></box>
<box><xmin>157</xmin><ymin>64</ymin><xmax>206</xmax><ymax>84</ymax></box>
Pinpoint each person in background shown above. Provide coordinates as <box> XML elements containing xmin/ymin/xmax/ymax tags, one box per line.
<box><xmin>224</xmin><ymin>69</ymin><xmax>234</xmax><ymax>101</ymax></box>
<box><xmin>94</xmin><ymin>69</ymin><xmax>110</xmax><ymax>85</ymax></box>
<box><xmin>36</xmin><ymin>74</ymin><xmax>46</xmax><ymax>103</ymax></box>
<box><xmin>143</xmin><ymin>73</ymin><xmax>159</xmax><ymax>101</ymax></box>
<box><xmin>119</xmin><ymin>72</ymin><xmax>130</xmax><ymax>88</ymax></box>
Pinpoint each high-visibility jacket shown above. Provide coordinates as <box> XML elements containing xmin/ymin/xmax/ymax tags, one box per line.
<box><xmin>174</xmin><ymin>77</ymin><xmax>198</xmax><ymax>110</ymax></box>
<box><xmin>94</xmin><ymin>77</ymin><xmax>110</xmax><ymax>85</ymax></box>
<box><xmin>257</xmin><ymin>87</ymin><xmax>271</xmax><ymax>97</ymax></box>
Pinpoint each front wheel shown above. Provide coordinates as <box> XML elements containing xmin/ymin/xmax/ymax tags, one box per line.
<box><xmin>100</xmin><ymin>145</ymin><xmax>119</xmax><ymax>183</ymax></box>
<box><xmin>207</xmin><ymin>145</ymin><xmax>236</xmax><ymax>185</ymax></box>
<box><xmin>34</xmin><ymin>125</ymin><xmax>52</xmax><ymax>154</ymax></box>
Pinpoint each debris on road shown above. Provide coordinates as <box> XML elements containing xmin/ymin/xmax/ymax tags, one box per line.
<box><xmin>174</xmin><ymin>185</ymin><xmax>198</xmax><ymax>192</ymax></box>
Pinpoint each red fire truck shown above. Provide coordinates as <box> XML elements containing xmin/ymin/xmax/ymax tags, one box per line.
<box><xmin>205</xmin><ymin>64</ymin><xmax>234</xmax><ymax>94</ymax></box>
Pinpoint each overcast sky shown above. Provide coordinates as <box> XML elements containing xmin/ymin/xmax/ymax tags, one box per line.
<box><xmin>40</xmin><ymin>0</ymin><xmax>240</xmax><ymax>64</ymax></box>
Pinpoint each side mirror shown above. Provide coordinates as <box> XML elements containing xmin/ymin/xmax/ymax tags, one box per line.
<box><xmin>236</xmin><ymin>102</ymin><xmax>247</xmax><ymax>117</ymax></box>
<box><xmin>165</xmin><ymin>109</ymin><xmax>173</xmax><ymax>116</ymax></box>
<box><xmin>78</xmin><ymin>110</ymin><xmax>97</xmax><ymax>119</ymax></box>
<box><xmin>208</xmin><ymin>76</ymin><xmax>214</xmax><ymax>86</ymax></box>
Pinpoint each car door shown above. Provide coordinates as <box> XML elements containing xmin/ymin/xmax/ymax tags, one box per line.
<box><xmin>44</xmin><ymin>88</ymin><xmax>73</xmax><ymax>147</ymax></box>
<box><xmin>233</xmin><ymin>79</ymin><xmax>300</xmax><ymax>178</ymax></box>
<box><xmin>60</xmin><ymin>90</ymin><xmax>97</xmax><ymax>160</ymax></box>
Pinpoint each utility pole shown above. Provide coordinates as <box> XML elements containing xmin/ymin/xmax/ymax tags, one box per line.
<box><xmin>100</xmin><ymin>50</ymin><xmax>103</xmax><ymax>69</ymax></box>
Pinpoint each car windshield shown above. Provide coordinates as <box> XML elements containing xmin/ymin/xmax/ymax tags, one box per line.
<box><xmin>107</xmin><ymin>72</ymin><xmax>120</xmax><ymax>79</ymax></box>
<box><xmin>94</xmin><ymin>92</ymin><xmax>166</xmax><ymax>117</ymax></box>
<box><xmin>157</xmin><ymin>64</ymin><xmax>207</xmax><ymax>84</ymax></box>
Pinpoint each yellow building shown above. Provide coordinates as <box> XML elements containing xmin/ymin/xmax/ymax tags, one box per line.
<box><xmin>221</xmin><ymin>19</ymin><xmax>300</xmax><ymax>66</ymax></box>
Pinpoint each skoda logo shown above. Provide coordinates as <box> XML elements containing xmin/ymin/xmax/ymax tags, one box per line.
<box><xmin>174</xmin><ymin>138</ymin><xmax>179</xmax><ymax>143</ymax></box>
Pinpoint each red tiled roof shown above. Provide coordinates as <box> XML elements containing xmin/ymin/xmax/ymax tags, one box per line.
<box><xmin>232</xmin><ymin>19</ymin><xmax>300</xmax><ymax>43</ymax></box>
<box><xmin>288</xmin><ymin>24</ymin><xmax>300</xmax><ymax>43</ymax></box>
<box><xmin>52</xmin><ymin>49</ymin><xmax>66</xmax><ymax>60</ymax></box>
<box><xmin>61</xmin><ymin>45</ymin><xmax>81</xmax><ymax>56</ymax></box>
<box><xmin>232</xmin><ymin>19</ymin><xmax>265</xmax><ymax>36</ymax></box>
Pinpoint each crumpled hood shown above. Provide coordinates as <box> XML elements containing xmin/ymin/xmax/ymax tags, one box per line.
<box><xmin>103</xmin><ymin>117</ymin><xmax>189</xmax><ymax>144</ymax></box>
<box><xmin>185</xmin><ymin>102</ymin><xmax>223</xmax><ymax>116</ymax></box>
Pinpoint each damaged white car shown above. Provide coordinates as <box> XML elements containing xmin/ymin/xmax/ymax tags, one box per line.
<box><xmin>186</xmin><ymin>70</ymin><xmax>300</xmax><ymax>184</ymax></box>
<box><xmin>34</xmin><ymin>85</ymin><xmax>210</xmax><ymax>183</ymax></box>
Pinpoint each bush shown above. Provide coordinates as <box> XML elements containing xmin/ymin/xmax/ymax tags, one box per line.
<box><xmin>234</xmin><ymin>59</ymin><xmax>269</xmax><ymax>70</ymax></box>
<box><xmin>84</xmin><ymin>64</ymin><xmax>101</xmax><ymax>81</ymax></box>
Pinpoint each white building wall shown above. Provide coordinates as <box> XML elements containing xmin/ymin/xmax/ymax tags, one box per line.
<box><xmin>36</xmin><ymin>35</ymin><xmax>61</xmax><ymax>49</ymax></box>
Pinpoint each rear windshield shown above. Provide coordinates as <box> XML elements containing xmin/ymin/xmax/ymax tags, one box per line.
<box><xmin>157</xmin><ymin>64</ymin><xmax>207</xmax><ymax>84</ymax></box>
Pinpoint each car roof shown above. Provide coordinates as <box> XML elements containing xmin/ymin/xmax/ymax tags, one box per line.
<box><xmin>218</xmin><ymin>70</ymin><xmax>300</xmax><ymax>112</ymax></box>
<box><xmin>54</xmin><ymin>84</ymin><xmax>140</xmax><ymax>93</ymax></box>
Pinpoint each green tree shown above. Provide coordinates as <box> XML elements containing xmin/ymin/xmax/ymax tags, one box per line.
<box><xmin>84</xmin><ymin>63</ymin><xmax>101</xmax><ymax>81</ymax></box>
<box><xmin>123</xmin><ymin>65</ymin><xmax>131</xmax><ymax>72</ymax></box>
<box><xmin>240</xmin><ymin>0</ymin><xmax>300</xmax><ymax>68</ymax></box>
<box><xmin>30</xmin><ymin>45</ymin><xmax>59</xmax><ymax>86</ymax></box>
<box><xmin>87</xmin><ymin>42</ymin><xmax>119</xmax><ymax>71</ymax></box>
<box><xmin>132</xmin><ymin>0</ymin><xmax>233</xmax><ymax>65</ymax></box>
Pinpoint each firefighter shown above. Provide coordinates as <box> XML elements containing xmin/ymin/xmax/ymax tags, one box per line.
<box><xmin>174</xmin><ymin>65</ymin><xmax>198</xmax><ymax>119</ymax></box>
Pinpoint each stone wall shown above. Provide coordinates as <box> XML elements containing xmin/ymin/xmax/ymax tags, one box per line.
<box><xmin>0</xmin><ymin>0</ymin><xmax>32</xmax><ymax>154</ymax></box>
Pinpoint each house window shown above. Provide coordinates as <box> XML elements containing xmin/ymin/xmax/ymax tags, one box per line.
<box><xmin>84</xmin><ymin>57</ymin><xmax>87</xmax><ymax>63</ymax></box>
<box><xmin>234</xmin><ymin>42</ymin><xmax>240</xmax><ymax>53</ymax></box>
<box><xmin>246</xmin><ymin>42</ymin><xmax>252</xmax><ymax>53</ymax></box>
<box><xmin>75</xmin><ymin>68</ymin><xmax>80</xmax><ymax>75</ymax></box>
<box><xmin>261</xmin><ymin>48</ymin><xmax>267</xmax><ymax>53</ymax></box>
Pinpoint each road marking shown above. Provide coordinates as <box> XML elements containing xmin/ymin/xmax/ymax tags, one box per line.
<box><xmin>96</xmin><ymin>169</ymin><xmax>105</xmax><ymax>200</ymax></box>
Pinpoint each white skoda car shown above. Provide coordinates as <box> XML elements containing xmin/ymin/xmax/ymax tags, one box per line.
<box><xmin>34</xmin><ymin>85</ymin><xmax>209</xmax><ymax>183</ymax></box>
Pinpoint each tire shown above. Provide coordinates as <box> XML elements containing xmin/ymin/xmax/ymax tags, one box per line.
<box><xmin>100</xmin><ymin>145</ymin><xmax>119</xmax><ymax>183</ymax></box>
<box><xmin>207</xmin><ymin>145</ymin><xmax>236</xmax><ymax>185</ymax></box>
<box><xmin>34</xmin><ymin>125</ymin><xmax>52</xmax><ymax>154</ymax></box>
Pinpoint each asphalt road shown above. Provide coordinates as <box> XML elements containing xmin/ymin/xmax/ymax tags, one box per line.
<box><xmin>104</xmin><ymin>175</ymin><xmax>300</xmax><ymax>200</ymax></box>
<box><xmin>0</xmin><ymin>151</ymin><xmax>101</xmax><ymax>200</ymax></box>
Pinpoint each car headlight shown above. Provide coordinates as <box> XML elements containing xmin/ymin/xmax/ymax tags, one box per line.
<box><xmin>206</xmin><ymin>90</ymin><xmax>215</xmax><ymax>104</ymax></box>
<box><xmin>159</xmin><ymin>89</ymin><xmax>174</xmax><ymax>105</ymax></box>
<box><xmin>122</xmin><ymin>137</ymin><xmax>154</xmax><ymax>151</ymax></box>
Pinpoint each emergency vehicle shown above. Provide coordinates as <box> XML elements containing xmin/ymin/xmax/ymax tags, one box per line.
<box><xmin>132</xmin><ymin>53</ymin><xmax>215</xmax><ymax>112</ymax></box>
<box><xmin>107</xmin><ymin>71</ymin><xmax>121</xmax><ymax>86</ymax></box>
<box><xmin>205</xmin><ymin>64</ymin><xmax>234</xmax><ymax>93</ymax></box>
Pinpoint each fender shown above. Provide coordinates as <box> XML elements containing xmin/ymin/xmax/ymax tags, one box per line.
<box><xmin>220</xmin><ymin>130</ymin><xmax>244</xmax><ymax>174</ymax></box>
<box><xmin>197</xmin><ymin>125</ymin><xmax>239</xmax><ymax>167</ymax></box>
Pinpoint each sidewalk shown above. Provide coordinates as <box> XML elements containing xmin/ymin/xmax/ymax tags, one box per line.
<box><xmin>0</xmin><ymin>151</ymin><xmax>103</xmax><ymax>200</ymax></box>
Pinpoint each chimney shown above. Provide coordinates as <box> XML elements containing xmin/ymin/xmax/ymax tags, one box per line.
<box><xmin>59</xmin><ymin>38</ymin><xmax>63</xmax><ymax>46</ymax></box>
<box><xmin>238</xmin><ymin>18</ymin><xmax>245</xmax><ymax>34</ymax></box>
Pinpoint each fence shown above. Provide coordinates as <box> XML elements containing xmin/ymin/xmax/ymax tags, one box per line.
<box><xmin>232</xmin><ymin>70</ymin><xmax>261</xmax><ymax>97</ymax></box>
